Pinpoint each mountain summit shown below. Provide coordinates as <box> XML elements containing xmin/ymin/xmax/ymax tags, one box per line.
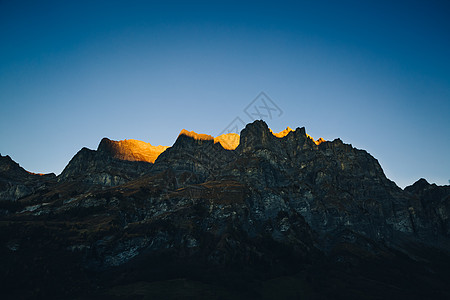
<box><xmin>97</xmin><ymin>138</ymin><xmax>168</xmax><ymax>163</ymax></box>
<box><xmin>0</xmin><ymin>120</ymin><xmax>449</xmax><ymax>299</ymax></box>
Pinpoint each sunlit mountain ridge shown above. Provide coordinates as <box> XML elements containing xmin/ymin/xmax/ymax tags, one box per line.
<box><xmin>97</xmin><ymin>138</ymin><xmax>169</xmax><ymax>164</ymax></box>
<box><xmin>99</xmin><ymin>126</ymin><xmax>327</xmax><ymax>163</ymax></box>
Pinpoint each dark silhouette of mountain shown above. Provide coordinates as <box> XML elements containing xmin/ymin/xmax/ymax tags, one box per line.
<box><xmin>0</xmin><ymin>120</ymin><xmax>449</xmax><ymax>299</ymax></box>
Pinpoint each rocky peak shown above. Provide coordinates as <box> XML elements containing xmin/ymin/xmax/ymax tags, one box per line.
<box><xmin>0</xmin><ymin>154</ymin><xmax>29</xmax><ymax>179</ymax></box>
<box><xmin>213</xmin><ymin>133</ymin><xmax>240</xmax><ymax>150</ymax></box>
<box><xmin>58</xmin><ymin>143</ymin><xmax>154</xmax><ymax>186</ymax></box>
<box><xmin>172</xmin><ymin>129</ymin><xmax>240</xmax><ymax>151</ymax></box>
<box><xmin>152</xmin><ymin>129</ymin><xmax>237</xmax><ymax>184</ymax></box>
<box><xmin>270</xmin><ymin>126</ymin><xmax>294</xmax><ymax>138</ymax></box>
<box><xmin>172</xmin><ymin>129</ymin><xmax>216</xmax><ymax>149</ymax></box>
<box><xmin>238</xmin><ymin>120</ymin><xmax>322</xmax><ymax>154</ymax></box>
<box><xmin>0</xmin><ymin>154</ymin><xmax>55</xmax><ymax>180</ymax></box>
<box><xmin>238</xmin><ymin>120</ymin><xmax>279</xmax><ymax>153</ymax></box>
<box><xmin>171</xmin><ymin>122</ymin><xmax>325</xmax><ymax>154</ymax></box>
<box><xmin>97</xmin><ymin>138</ymin><xmax>168</xmax><ymax>163</ymax></box>
<box><xmin>315</xmin><ymin>137</ymin><xmax>326</xmax><ymax>145</ymax></box>
<box><xmin>178</xmin><ymin>129</ymin><xmax>214</xmax><ymax>141</ymax></box>
<box><xmin>404</xmin><ymin>178</ymin><xmax>431</xmax><ymax>193</ymax></box>
<box><xmin>0</xmin><ymin>154</ymin><xmax>56</xmax><ymax>201</ymax></box>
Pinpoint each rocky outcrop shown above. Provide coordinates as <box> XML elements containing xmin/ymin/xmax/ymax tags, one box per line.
<box><xmin>405</xmin><ymin>178</ymin><xmax>450</xmax><ymax>237</ymax></box>
<box><xmin>97</xmin><ymin>138</ymin><xmax>168</xmax><ymax>163</ymax></box>
<box><xmin>214</xmin><ymin>133</ymin><xmax>240</xmax><ymax>150</ymax></box>
<box><xmin>151</xmin><ymin>129</ymin><xmax>237</xmax><ymax>185</ymax></box>
<box><xmin>58</xmin><ymin>143</ymin><xmax>153</xmax><ymax>187</ymax></box>
<box><xmin>0</xmin><ymin>154</ymin><xmax>55</xmax><ymax>201</ymax></box>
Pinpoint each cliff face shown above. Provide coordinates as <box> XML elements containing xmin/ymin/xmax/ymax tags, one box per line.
<box><xmin>58</xmin><ymin>141</ymin><xmax>155</xmax><ymax>187</ymax></box>
<box><xmin>223</xmin><ymin>121</ymin><xmax>446</xmax><ymax>251</ymax></box>
<box><xmin>1</xmin><ymin>120</ymin><xmax>449</xmax><ymax>299</ymax></box>
<box><xmin>150</xmin><ymin>129</ymin><xmax>237</xmax><ymax>185</ymax></box>
<box><xmin>0</xmin><ymin>155</ymin><xmax>55</xmax><ymax>202</ymax></box>
<box><xmin>405</xmin><ymin>179</ymin><xmax>450</xmax><ymax>238</ymax></box>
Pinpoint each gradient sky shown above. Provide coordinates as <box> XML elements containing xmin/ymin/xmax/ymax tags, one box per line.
<box><xmin>1</xmin><ymin>0</ymin><xmax>449</xmax><ymax>188</ymax></box>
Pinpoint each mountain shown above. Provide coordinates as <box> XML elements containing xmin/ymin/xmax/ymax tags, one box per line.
<box><xmin>97</xmin><ymin>138</ymin><xmax>169</xmax><ymax>163</ymax></box>
<box><xmin>404</xmin><ymin>178</ymin><xmax>450</xmax><ymax>238</ymax></box>
<box><xmin>0</xmin><ymin>120</ymin><xmax>449</xmax><ymax>299</ymax></box>
<box><xmin>57</xmin><ymin>138</ymin><xmax>159</xmax><ymax>186</ymax></box>
<box><xmin>0</xmin><ymin>154</ymin><xmax>55</xmax><ymax>202</ymax></box>
<box><xmin>214</xmin><ymin>132</ymin><xmax>240</xmax><ymax>150</ymax></box>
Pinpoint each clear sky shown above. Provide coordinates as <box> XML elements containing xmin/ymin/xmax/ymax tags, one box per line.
<box><xmin>1</xmin><ymin>0</ymin><xmax>449</xmax><ymax>188</ymax></box>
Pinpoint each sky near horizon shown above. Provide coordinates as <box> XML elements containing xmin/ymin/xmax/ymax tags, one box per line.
<box><xmin>0</xmin><ymin>0</ymin><xmax>449</xmax><ymax>188</ymax></box>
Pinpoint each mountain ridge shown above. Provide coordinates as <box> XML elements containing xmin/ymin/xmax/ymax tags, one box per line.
<box><xmin>0</xmin><ymin>120</ymin><xmax>449</xmax><ymax>299</ymax></box>
<box><xmin>97</xmin><ymin>137</ymin><xmax>169</xmax><ymax>163</ymax></box>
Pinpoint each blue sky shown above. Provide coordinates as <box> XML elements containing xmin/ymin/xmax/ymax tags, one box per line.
<box><xmin>0</xmin><ymin>0</ymin><xmax>449</xmax><ymax>187</ymax></box>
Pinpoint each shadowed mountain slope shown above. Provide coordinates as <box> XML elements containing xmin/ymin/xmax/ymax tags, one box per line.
<box><xmin>0</xmin><ymin>120</ymin><xmax>449</xmax><ymax>299</ymax></box>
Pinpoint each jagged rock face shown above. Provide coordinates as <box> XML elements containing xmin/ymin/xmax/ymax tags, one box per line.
<box><xmin>151</xmin><ymin>130</ymin><xmax>236</xmax><ymax>186</ymax></box>
<box><xmin>1</xmin><ymin>120</ymin><xmax>449</xmax><ymax>299</ymax></box>
<box><xmin>222</xmin><ymin>121</ymin><xmax>427</xmax><ymax>252</ymax></box>
<box><xmin>214</xmin><ymin>133</ymin><xmax>240</xmax><ymax>150</ymax></box>
<box><xmin>0</xmin><ymin>155</ymin><xmax>55</xmax><ymax>201</ymax></box>
<box><xmin>405</xmin><ymin>179</ymin><xmax>450</xmax><ymax>237</ymax></box>
<box><xmin>58</xmin><ymin>146</ymin><xmax>153</xmax><ymax>187</ymax></box>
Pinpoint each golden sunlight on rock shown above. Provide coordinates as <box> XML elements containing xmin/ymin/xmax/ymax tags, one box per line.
<box><xmin>306</xmin><ymin>134</ymin><xmax>326</xmax><ymax>145</ymax></box>
<box><xmin>26</xmin><ymin>171</ymin><xmax>46</xmax><ymax>176</ymax></box>
<box><xmin>178</xmin><ymin>126</ymin><xmax>326</xmax><ymax>150</ymax></box>
<box><xmin>214</xmin><ymin>133</ymin><xmax>240</xmax><ymax>150</ymax></box>
<box><xmin>315</xmin><ymin>137</ymin><xmax>326</xmax><ymax>145</ymax></box>
<box><xmin>270</xmin><ymin>127</ymin><xmax>294</xmax><ymax>138</ymax></box>
<box><xmin>106</xmin><ymin>139</ymin><xmax>169</xmax><ymax>163</ymax></box>
<box><xmin>179</xmin><ymin>129</ymin><xmax>239</xmax><ymax>150</ymax></box>
<box><xmin>179</xmin><ymin>129</ymin><xmax>214</xmax><ymax>141</ymax></box>
<box><xmin>269</xmin><ymin>126</ymin><xmax>326</xmax><ymax>145</ymax></box>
